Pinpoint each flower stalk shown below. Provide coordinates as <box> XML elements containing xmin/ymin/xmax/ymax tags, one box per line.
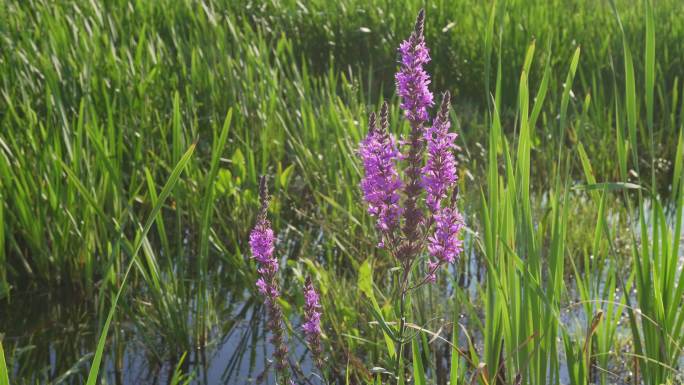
<box><xmin>302</xmin><ymin>276</ymin><xmax>325</xmax><ymax>377</ymax></box>
<box><xmin>249</xmin><ymin>176</ymin><xmax>290</xmax><ymax>384</ymax></box>
<box><xmin>357</xmin><ymin>9</ymin><xmax>465</xmax><ymax>382</ymax></box>
<box><xmin>396</xmin><ymin>9</ymin><xmax>433</xmax><ymax>264</ymax></box>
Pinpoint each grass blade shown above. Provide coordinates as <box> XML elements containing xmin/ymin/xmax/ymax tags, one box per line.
<box><xmin>0</xmin><ymin>341</ymin><xmax>8</xmax><ymax>385</ymax></box>
<box><xmin>85</xmin><ymin>143</ymin><xmax>196</xmax><ymax>385</ymax></box>
<box><xmin>412</xmin><ymin>337</ymin><xmax>426</xmax><ymax>385</ymax></box>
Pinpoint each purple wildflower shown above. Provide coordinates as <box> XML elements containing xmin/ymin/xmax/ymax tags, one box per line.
<box><xmin>427</xmin><ymin>207</ymin><xmax>464</xmax><ymax>271</ymax></box>
<box><xmin>426</xmin><ymin>260</ymin><xmax>440</xmax><ymax>283</ymax></box>
<box><xmin>249</xmin><ymin>177</ymin><xmax>290</xmax><ymax>382</ymax></box>
<box><xmin>303</xmin><ymin>278</ymin><xmax>322</xmax><ymax>335</ymax></box>
<box><xmin>303</xmin><ymin>277</ymin><xmax>324</xmax><ymax>373</ymax></box>
<box><xmin>359</xmin><ymin>107</ymin><xmax>403</xmax><ymax>233</ymax></box>
<box><xmin>255</xmin><ymin>277</ymin><xmax>268</xmax><ymax>296</ymax></box>
<box><xmin>396</xmin><ymin>11</ymin><xmax>433</xmax><ymax>261</ymax></box>
<box><xmin>422</xmin><ymin>92</ymin><xmax>458</xmax><ymax>211</ymax></box>
<box><xmin>255</xmin><ymin>277</ymin><xmax>279</xmax><ymax>298</ymax></box>
<box><xmin>395</xmin><ymin>9</ymin><xmax>434</xmax><ymax>123</ymax></box>
<box><xmin>249</xmin><ymin>218</ymin><xmax>278</xmax><ymax>276</ymax></box>
<box><xmin>249</xmin><ymin>223</ymin><xmax>275</xmax><ymax>265</ymax></box>
<box><xmin>249</xmin><ymin>188</ymin><xmax>280</xmax><ymax>298</ymax></box>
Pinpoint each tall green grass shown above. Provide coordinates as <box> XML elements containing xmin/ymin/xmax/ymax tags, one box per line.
<box><xmin>616</xmin><ymin>2</ymin><xmax>684</xmax><ymax>384</ymax></box>
<box><xmin>1</xmin><ymin>0</ymin><xmax>681</xmax><ymax>290</ymax></box>
<box><xmin>0</xmin><ymin>0</ymin><xmax>683</xmax><ymax>384</ymax></box>
<box><xmin>393</xmin><ymin>2</ymin><xmax>683</xmax><ymax>384</ymax></box>
<box><xmin>474</xmin><ymin>39</ymin><xmax>572</xmax><ymax>385</ymax></box>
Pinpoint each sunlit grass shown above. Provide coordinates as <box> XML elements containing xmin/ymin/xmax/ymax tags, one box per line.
<box><xmin>0</xmin><ymin>0</ymin><xmax>682</xmax><ymax>384</ymax></box>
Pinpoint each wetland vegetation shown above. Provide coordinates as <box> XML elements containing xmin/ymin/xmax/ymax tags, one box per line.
<box><xmin>0</xmin><ymin>0</ymin><xmax>683</xmax><ymax>384</ymax></box>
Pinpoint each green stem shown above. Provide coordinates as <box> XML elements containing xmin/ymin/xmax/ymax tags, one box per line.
<box><xmin>395</xmin><ymin>266</ymin><xmax>410</xmax><ymax>384</ymax></box>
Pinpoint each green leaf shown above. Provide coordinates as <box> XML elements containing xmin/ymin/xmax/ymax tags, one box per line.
<box><xmin>673</xmin><ymin>125</ymin><xmax>683</xmax><ymax>194</ymax></box>
<box><xmin>450</xmin><ymin>321</ymin><xmax>460</xmax><ymax>385</ymax></box>
<box><xmin>279</xmin><ymin>163</ymin><xmax>295</xmax><ymax>190</ymax></box>
<box><xmin>358</xmin><ymin>259</ymin><xmax>375</xmax><ymax>304</ymax></box>
<box><xmin>0</xmin><ymin>341</ymin><xmax>9</xmax><ymax>385</ymax></box>
<box><xmin>412</xmin><ymin>337</ymin><xmax>426</xmax><ymax>385</ymax></box>
<box><xmin>359</xmin><ymin>259</ymin><xmax>396</xmax><ymax>356</ymax></box>
<box><xmin>231</xmin><ymin>148</ymin><xmax>246</xmax><ymax>183</ymax></box>
<box><xmin>367</xmin><ymin>304</ymin><xmax>397</xmax><ymax>342</ymax></box>
<box><xmin>572</xmin><ymin>182</ymin><xmax>642</xmax><ymax>191</ymax></box>
<box><xmin>215</xmin><ymin>169</ymin><xmax>234</xmax><ymax>195</ymax></box>
<box><xmin>199</xmin><ymin>110</ymin><xmax>232</xmax><ymax>264</ymax></box>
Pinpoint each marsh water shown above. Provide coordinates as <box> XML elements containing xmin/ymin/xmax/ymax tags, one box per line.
<box><xmin>2</xmin><ymin>201</ymin><xmax>683</xmax><ymax>385</ymax></box>
<box><xmin>2</xmin><ymin>286</ymin><xmax>290</xmax><ymax>384</ymax></box>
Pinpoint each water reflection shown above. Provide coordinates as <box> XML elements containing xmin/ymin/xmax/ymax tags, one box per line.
<box><xmin>1</xmin><ymin>288</ymin><xmax>98</xmax><ymax>384</ymax></box>
<box><xmin>1</xmin><ymin>199</ymin><xmax>681</xmax><ymax>384</ymax></box>
<box><xmin>1</xmin><ymin>284</ymin><xmax>320</xmax><ymax>384</ymax></box>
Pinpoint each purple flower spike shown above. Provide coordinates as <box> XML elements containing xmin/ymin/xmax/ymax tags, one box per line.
<box><xmin>249</xmin><ymin>177</ymin><xmax>290</xmax><ymax>381</ymax></box>
<box><xmin>303</xmin><ymin>278</ymin><xmax>322</xmax><ymax>336</ymax></box>
<box><xmin>303</xmin><ymin>277</ymin><xmax>324</xmax><ymax>373</ymax></box>
<box><xmin>423</xmin><ymin>92</ymin><xmax>458</xmax><ymax>211</ymax></box>
<box><xmin>249</xmin><ymin>181</ymin><xmax>280</xmax><ymax>292</ymax></box>
<box><xmin>359</xmin><ymin>106</ymin><xmax>404</xmax><ymax>233</ymax></box>
<box><xmin>427</xmin><ymin>207</ymin><xmax>464</xmax><ymax>265</ymax></box>
<box><xmin>395</xmin><ymin>9</ymin><xmax>434</xmax><ymax>123</ymax></box>
<box><xmin>249</xmin><ymin>224</ymin><xmax>275</xmax><ymax>265</ymax></box>
<box><xmin>249</xmin><ymin>216</ymin><xmax>280</xmax><ymax>293</ymax></box>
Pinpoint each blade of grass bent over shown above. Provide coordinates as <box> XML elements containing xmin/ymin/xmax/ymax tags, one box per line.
<box><xmin>85</xmin><ymin>143</ymin><xmax>196</xmax><ymax>385</ymax></box>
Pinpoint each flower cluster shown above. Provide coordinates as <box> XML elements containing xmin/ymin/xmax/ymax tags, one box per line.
<box><xmin>249</xmin><ymin>10</ymin><xmax>462</xmax><ymax>383</ymax></box>
<box><xmin>302</xmin><ymin>277</ymin><xmax>324</xmax><ymax>372</ymax></box>
<box><xmin>250</xmin><ymin>219</ymin><xmax>279</xmax><ymax>299</ymax></box>
<box><xmin>359</xmin><ymin>108</ymin><xmax>403</xmax><ymax>234</ymax></box>
<box><xmin>427</xmin><ymin>207</ymin><xmax>464</xmax><ymax>281</ymax></box>
<box><xmin>423</xmin><ymin>92</ymin><xmax>458</xmax><ymax>212</ymax></box>
<box><xmin>302</xmin><ymin>278</ymin><xmax>322</xmax><ymax>335</ymax></box>
<box><xmin>359</xmin><ymin>10</ymin><xmax>464</xmax><ymax>282</ymax></box>
<box><xmin>249</xmin><ymin>178</ymin><xmax>328</xmax><ymax>384</ymax></box>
